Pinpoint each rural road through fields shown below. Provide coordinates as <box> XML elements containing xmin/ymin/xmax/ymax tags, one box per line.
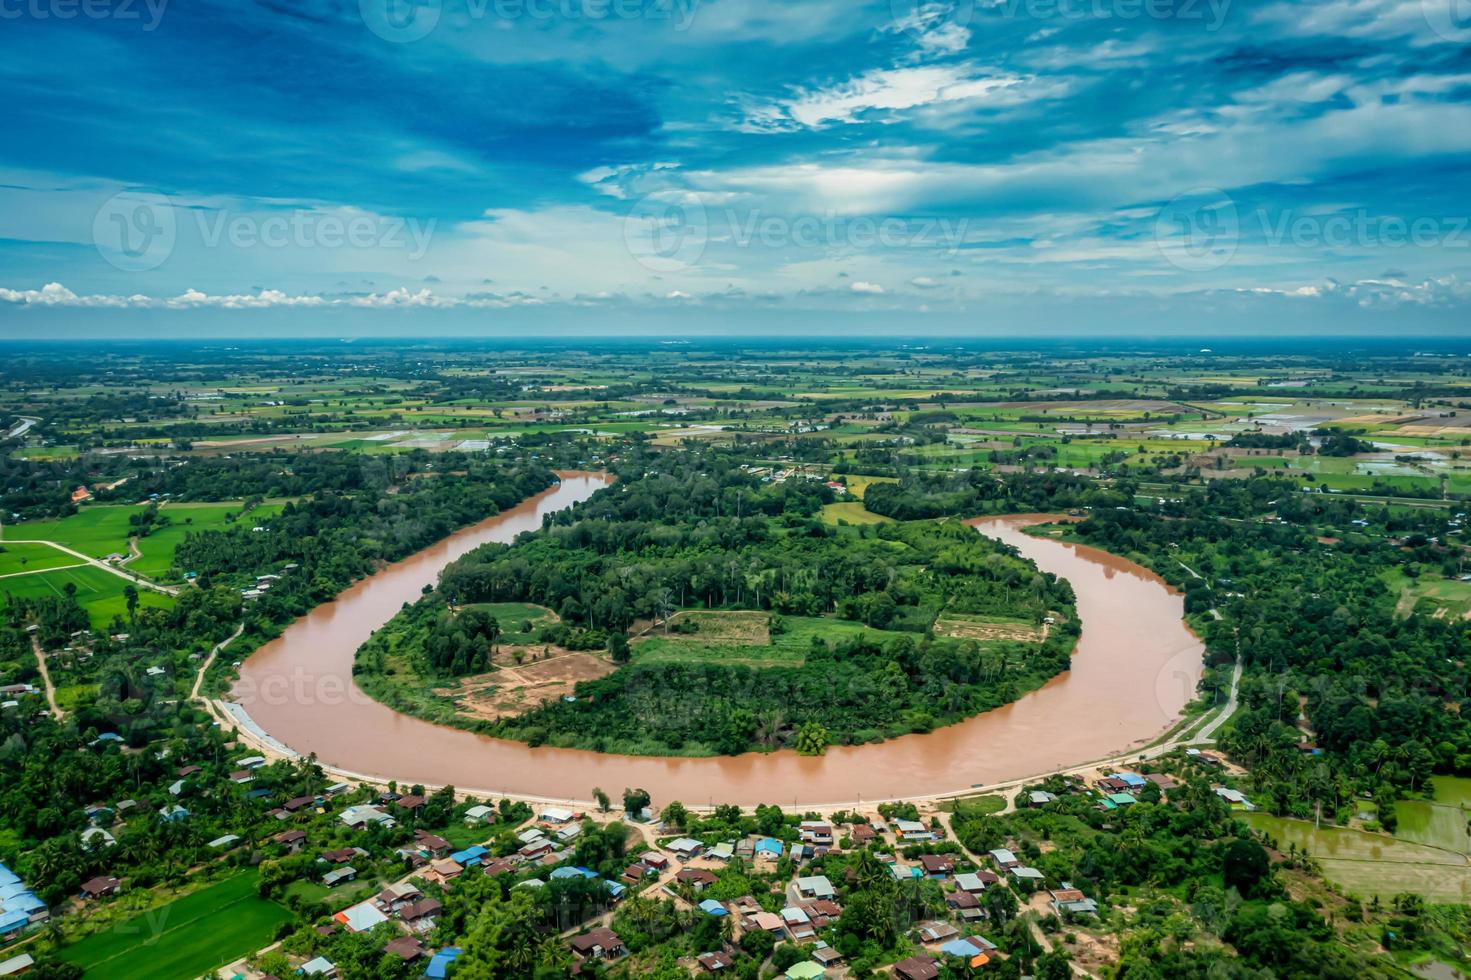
<box><xmin>0</xmin><ymin>534</ymin><xmax>178</xmax><ymax>595</ymax></box>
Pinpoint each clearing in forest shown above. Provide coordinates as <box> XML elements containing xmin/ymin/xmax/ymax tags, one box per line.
<box><xmin>933</xmin><ymin>612</ymin><xmax>1043</xmax><ymax>643</ymax></box>
<box><xmin>444</xmin><ymin>651</ymin><xmax>614</xmax><ymax>720</ymax></box>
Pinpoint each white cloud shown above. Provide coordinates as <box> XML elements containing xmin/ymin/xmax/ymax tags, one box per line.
<box><xmin>851</xmin><ymin>280</ymin><xmax>885</xmax><ymax>293</ymax></box>
<box><xmin>741</xmin><ymin>64</ymin><xmax>1033</xmax><ymax>131</ymax></box>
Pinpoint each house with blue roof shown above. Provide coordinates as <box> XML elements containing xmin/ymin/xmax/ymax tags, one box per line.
<box><xmin>754</xmin><ymin>838</ymin><xmax>783</xmax><ymax>858</ymax></box>
<box><xmin>450</xmin><ymin>845</ymin><xmax>488</xmax><ymax>866</ymax></box>
<box><xmin>698</xmin><ymin>899</ymin><xmax>727</xmax><ymax>916</ymax></box>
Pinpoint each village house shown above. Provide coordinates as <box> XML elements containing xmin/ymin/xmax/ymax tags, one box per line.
<box><xmin>667</xmin><ymin>837</ymin><xmax>704</xmax><ymax>860</ymax></box>
<box><xmin>1051</xmin><ymin>886</ymin><xmax>1099</xmax><ymax>917</ymax></box>
<box><xmin>798</xmin><ymin>821</ymin><xmax>833</xmax><ymax>846</ymax></box>
<box><xmin>849</xmin><ymin>824</ymin><xmax>877</xmax><ymax>846</ymax></box>
<box><xmin>749</xmin><ymin>911</ymin><xmax>786</xmax><ymax>936</ymax></box>
<box><xmin>893</xmin><ymin>954</ymin><xmax>941</xmax><ymax>980</ymax></box>
<box><xmin>334</xmin><ymin>900</ymin><xmax>389</xmax><ymax>933</ymax></box>
<box><xmin>954</xmin><ymin>870</ymin><xmax>997</xmax><ymax>893</ymax></box>
<box><xmin>988</xmin><ymin>848</ymin><xmax>1019</xmax><ymax>869</ymax></box>
<box><xmin>894</xmin><ymin>819</ymin><xmax>935</xmax><ymax>842</ymax></box>
<box><xmin>780</xmin><ymin>905</ymin><xmax>815</xmax><ymax>941</ymax></box>
<box><xmin>676</xmin><ymin>868</ymin><xmax>718</xmax><ymax>890</ymax></box>
<box><xmin>919</xmin><ymin>854</ymin><xmax>955</xmax><ymax>878</ymax></box>
<box><xmin>375</xmin><ymin>882</ymin><xmax>421</xmax><ymax>914</ymax></box>
<box><xmin>413</xmin><ymin>829</ymin><xmax>452</xmax><ymax>855</ymax></box>
<box><xmin>946</xmin><ymin>888</ymin><xmax>983</xmax><ymax>920</ymax></box>
<box><xmin>79</xmin><ymin>876</ymin><xmax>120</xmax><ymax>900</ymax></box>
<box><xmin>696</xmin><ymin>950</ymin><xmax>734</xmax><ymax>972</ymax></box>
<box><xmin>568</xmin><ymin>927</ymin><xmax>627</xmax><ymax>962</ymax></box>
<box><xmin>794</xmin><ymin>875</ymin><xmax>835</xmax><ymax>900</ymax></box>
<box><xmin>423</xmin><ymin>858</ymin><xmax>464</xmax><ymax>887</ymax></box>
<box><xmin>384</xmin><ymin>936</ymin><xmax>426</xmax><ymax>962</ymax></box>
<box><xmin>321</xmin><ymin>866</ymin><xmax>357</xmax><ymax>888</ymax></box>
<box><xmin>339</xmin><ymin>804</ymin><xmax>395</xmax><ymax>830</ymax></box>
<box><xmin>399</xmin><ymin>898</ymin><xmax>442</xmax><ymax>932</ymax></box>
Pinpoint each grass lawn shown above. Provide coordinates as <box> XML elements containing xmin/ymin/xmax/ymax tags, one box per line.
<box><xmin>59</xmin><ymin>872</ymin><xmax>292</xmax><ymax>980</ymax></box>
<box><xmin>633</xmin><ymin>613</ymin><xmax>908</xmax><ymax>668</ymax></box>
<box><xmin>0</xmin><ymin>565</ymin><xmax>173</xmax><ymax>627</ymax></box>
<box><xmin>460</xmin><ymin>601</ymin><xmax>558</xmax><ymax>645</ymax></box>
<box><xmin>0</xmin><ymin>541</ymin><xmax>79</xmax><ymax>576</ymax></box>
<box><xmin>940</xmin><ymin>794</ymin><xmax>1008</xmax><ymax>815</ymax></box>
<box><xmin>820</xmin><ymin>502</ymin><xmax>893</xmax><ymax>525</ymax></box>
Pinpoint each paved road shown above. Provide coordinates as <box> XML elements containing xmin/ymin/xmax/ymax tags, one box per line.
<box><xmin>191</xmin><ymin>623</ymin><xmax>245</xmax><ymax>700</ymax></box>
<box><xmin>1191</xmin><ymin>658</ymin><xmax>1242</xmax><ymax>744</ymax></box>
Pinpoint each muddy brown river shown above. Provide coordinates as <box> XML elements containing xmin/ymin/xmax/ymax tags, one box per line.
<box><xmin>232</xmin><ymin>474</ymin><xmax>1202</xmax><ymax>807</ymax></box>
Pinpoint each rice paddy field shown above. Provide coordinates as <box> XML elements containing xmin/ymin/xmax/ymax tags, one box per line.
<box><xmin>1245</xmin><ymin>778</ymin><xmax>1471</xmax><ymax>903</ymax></box>
<box><xmin>0</xmin><ymin>564</ymin><xmax>174</xmax><ymax>626</ymax></box>
<box><xmin>58</xmin><ymin>872</ymin><xmax>292</xmax><ymax>980</ymax></box>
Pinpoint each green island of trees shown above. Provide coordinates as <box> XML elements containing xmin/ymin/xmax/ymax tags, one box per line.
<box><xmin>354</xmin><ymin>449</ymin><xmax>1079</xmax><ymax>756</ymax></box>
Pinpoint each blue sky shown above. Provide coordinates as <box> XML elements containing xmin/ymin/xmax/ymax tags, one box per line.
<box><xmin>1</xmin><ymin>0</ymin><xmax>1469</xmax><ymax>336</ymax></box>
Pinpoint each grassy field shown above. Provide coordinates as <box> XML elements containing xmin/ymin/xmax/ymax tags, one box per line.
<box><xmin>820</xmin><ymin>502</ymin><xmax>893</xmax><ymax>525</ymax></box>
<box><xmin>0</xmin><ymin>565</ymin><xmax>173</xmax><ymax>626</ymax></box>
<box><xmin>59</xmin><ymin>872</ymin><xmax>291</xmax><ymax>980</ymax></box>
<box><xmin>460</xmin><ymin>601</ymin><xmax>558</xmax><ymax>645</ymax></box>
<box><xmin>1382</xmin><ymin>569</ymin><xmax>1471</xmax><ymax>619</ymax></box>
<box><xmin>633</xmin><ymin>612</ymin><xmax>908</xmax><ymax>667</ymax></box>
<box><xmin>2</xmin><ymin>501</ymin><xmax>279</xmax><ymax>580</ymax></box>
<box><xmin>0</xmin><ymin>541</ymin><xmax>79</xmax><ymax>576</ymax></box>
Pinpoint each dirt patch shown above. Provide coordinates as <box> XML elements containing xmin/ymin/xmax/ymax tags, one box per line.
<box><xmin>441</xmin><ymin>651</ymin><xmax>615</xmax><ymax>720</ymax></box>
<box><xmin>934</xmin><ymin>615</ymin><xmax>1042</xmax><ymax>643</ymax></box>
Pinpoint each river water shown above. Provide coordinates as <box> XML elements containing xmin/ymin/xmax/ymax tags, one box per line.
<box><xmin>233</xmin><ymin>476</ymin><xmax>1203</xmax><ymax>807</ymax></box>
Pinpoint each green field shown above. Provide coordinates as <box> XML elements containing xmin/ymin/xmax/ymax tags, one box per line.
<box><xmin>820</xmin><ymin>502</ymin><xmax>893</xmax><ymax>525</ymax></box>
<box><xmin>1245</xmin><ymin>813</ymin><xmax>1471</xmax><ymax>903</ymax></box>
<box><xmin>633</xmin><ymin>613</ymin><xmax>911</xmax><ymax>668</ymax></box>
<box><xmin>1382</xmin><ymin>569</ymin><xmax>1471</xmax><ymax>619</ymax></box>
<box><xmin>59</xmin><ymin>872</ymin><xmax>292</xmax><ymax>980</ymax></box>
<box><xmin>2</xmin><ymin>501</ymin><xmax>279</xmax><ymax>582</ymax></box>
<box><xmin>0</xmin><ymin>541</ymin><xmax>79</xmax><ymax>576</ymax></box>
<box><xmin>0</xmin><ymin>565</ymin><xmax>173</xmax><ymax>626</ymax></box>
<box><xmin>460</xmin><ymin>601</ymin><xmax>558</xmax><ymax>645</ymax></box>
